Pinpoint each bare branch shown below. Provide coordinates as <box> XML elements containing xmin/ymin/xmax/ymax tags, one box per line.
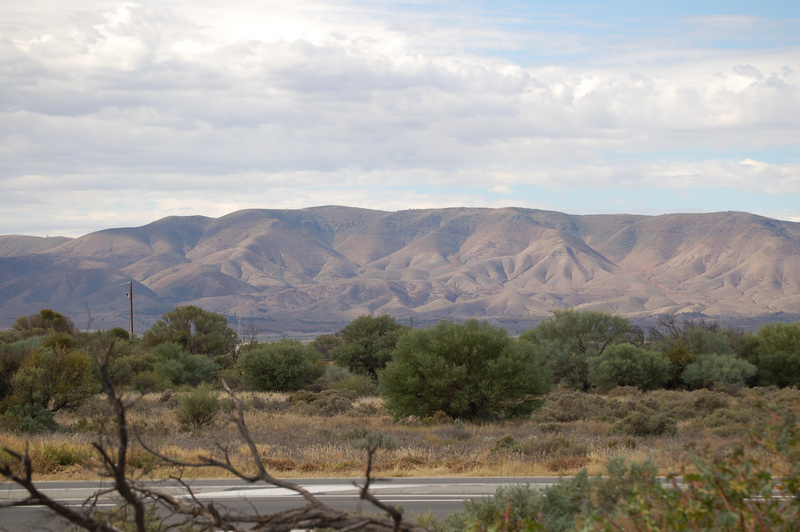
<box><xmin>1</xmin><ymin>346</ymin><xmax>430</xmax><ymax>532</ymax></box>
<box><xmin>0</xmin><ymin>447</ymin><xmax>122</xmax><ymax>532</ymax></box>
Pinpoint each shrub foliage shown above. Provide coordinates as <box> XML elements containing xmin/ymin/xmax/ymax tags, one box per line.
<box><xmin>381</xmin><ymin>319</ymin><xmax>550</xmax><ymax>420</ymax></box>
<box><xmin>239</xmin><ymin>339</ymin><xmax>323</xmax><ymax>392</ymax></box>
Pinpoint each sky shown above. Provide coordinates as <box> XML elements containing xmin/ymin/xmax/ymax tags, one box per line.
<box><xmin>1</xmin><ymin>1</ymin><xmax>799</xmax><ymax>238</ymax></box>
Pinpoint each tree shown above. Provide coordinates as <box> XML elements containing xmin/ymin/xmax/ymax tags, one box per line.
<box><xmin>331</xmin><ymin>314</ymin><xmax>408</xmax><ymax>379</ymax></box>
<box><xmin>682</xmin><ymin>353</ymin><xmax>757</xmax><ymax>390</ymax></box>
<box><xmin>12</xmin><ymin>309</ymin><xmax>75</xmax><ymax>337</ymax></box>
<box><xmin>311</xmin><ymin>333</ymin><xmax>343</xmax><ymax>361</ymax></box>
<box><xmin>381</xmin><ymin>319</ymin><xmax>550</xmax><ymax>420</ymax></box>
<box><xmin>143</xmin><ymin>305</ymin><xmax>237</xmax><ymax>358</ymax></box>
<box><xmin>8</xmin><ymin>347</ymin><xmax>99</xmax><ymax>413</ymax></box>
<box><xmin>239</xmin><ymin>339</ymin><xmax>323</xmax><ymax>392</ymax></box>
<box><xmin>588</xmin><ymin>343</ymin><xmax>670</xmax><ymax>391</ymax></box>
<box><xmin>150</xmin><ymin>342</ymin><xmax>220</xmax><ymax>387</ymax></box>
<box><xmin>752</xmin><ymin>322</ymin><xmax>800</xmax><ymax>387</ymax></box>
<box><xmin>520</xmin><ymin>309</ymin><xmax>631</xmax><ymax>390</ymax></box>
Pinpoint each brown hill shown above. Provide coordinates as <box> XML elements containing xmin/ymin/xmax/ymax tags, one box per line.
<box><xmin>1</xmin><ymin>207</ymin><xmax>799</xmax><ymax>334</ymax></box>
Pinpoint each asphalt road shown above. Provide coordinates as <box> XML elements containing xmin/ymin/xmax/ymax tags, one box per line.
<box><xmin>0</xmin><ymin>477</ymin><xmax>561</xmax><ymax>531</ymax></box>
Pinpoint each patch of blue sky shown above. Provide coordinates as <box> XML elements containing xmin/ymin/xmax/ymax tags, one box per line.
<box><xmin>448</xmin><ymin>2</ymin><xmax>799</xmax><ymax>66</ymax></box>
<box><xmin>605</xmin><ymin>147</ymin><xmax>800</xmax><ymax>165</ymax></box>
<box><xmin>476</xmin><ymin>0</ymin><xmax>800</xmax><ymax>20</ymax></box>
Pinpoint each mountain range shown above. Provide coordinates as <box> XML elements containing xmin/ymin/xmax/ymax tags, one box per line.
<box><xmin>2</xmin><ymin>206</ymin><xmax>799</xmax><ymax>335</ymax></box>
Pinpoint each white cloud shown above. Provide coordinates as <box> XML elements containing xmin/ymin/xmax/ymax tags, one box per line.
<box><xmin>1</xmin><ymin>1</ymin><xmax>798</xmax><ymax>236</ymax></box>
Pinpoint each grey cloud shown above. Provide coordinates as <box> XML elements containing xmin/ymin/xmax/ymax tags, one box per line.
<box><xmin>733</xmin><ymin>64</ymin><xmax>763</xmax><ymax>79</ymax></box>
<box><xmin>1</xmin><ymin>1</ymin><xmax>799</xmax><ymax>237</ymax></box>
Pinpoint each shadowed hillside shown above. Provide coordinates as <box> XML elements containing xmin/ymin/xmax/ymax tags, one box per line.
<box><xmin>1</xmin><ymin>207</ymin><xmax>799</xmax><ymax>333</ymax></box>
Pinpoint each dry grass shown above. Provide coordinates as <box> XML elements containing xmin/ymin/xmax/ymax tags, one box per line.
<box><xmin>1</xmin><ymin>387</ymin><xmax>787</xmax><ymax>480</ymax></box>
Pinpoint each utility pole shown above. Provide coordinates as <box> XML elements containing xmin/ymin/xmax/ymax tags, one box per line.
<box><xmin>126</xmin><ymin>282</ymin><xmax>134</xmax><ymax>336</ymax></box>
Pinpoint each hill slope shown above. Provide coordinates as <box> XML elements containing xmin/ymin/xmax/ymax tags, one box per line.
<box><xmin>1</xmin><ymin>207</ymin><xmax>799</xmax><ymax>333</ymax></box>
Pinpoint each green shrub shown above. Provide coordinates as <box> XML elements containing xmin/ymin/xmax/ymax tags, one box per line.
<box><xmin>756</xmin><ymin>350</ymin><xmax>800</xmax><ymax>388</ymax></box>
<box><xmin>682</xmin><ymin>353</ymin><xmax>757</xmax><ymax>390</ymax></box>
<box><xmin>588</xmin><ymin>343</ymin><xmax>670</xmax><ymax>391</ymax></box>
<box><xmin>531</xmin><ymin>389</ymin><xmax>619</xmax><ymax>423</ymax></box>
<box><xmin>176</xmin><ymin>384</ymin><xmax>222</xmax><ymax>430</ymax></box>
<box><xmin>520</xmin><ymin>309</ymin><xmax>632</xmax><ymax>390</ymax></box>
<box><xmin>585</xmin><ymin>411</ymin><xmax>800</xmax><ymax>531</ymax></box>
<box><xmin>381</xmin><ymin>319</ymin><xmax>550</xmax><ymax>420</ymax></box>
<box><xmin>10</xmin><ymin>347</ymin><xmax>99</xmax><ymax>412</ymax></box>
<box><xmin>439</xmin><ymin>460</ymin><xmax>660</xmax><ymax>532</ymax></box>
<box><xmin>150</xmin><ymin>342</ymin><xmax>220</xmax><ymax>386</ymax></box>
<box><xmin>143</xmin><ymin>305</ymin><xmax>237</xmax><ymax>358</ymax></box>
<box><xmin>239</xmin><ymin>340</ymin><xmax>323</xmax><ymax>392</ymax></box>
<box><xmin>42</xmin><ymin>331</ymin><xmax>78</xmax><ymax>352</ymax></box>
<box><xmin>287</xmin><ymin>389</ymin><xmax>354</xmax><ymax>416</ymax></box>
<box><xmin>218</xmin><ymin>367</ymin><xmax>243</xmax><ymax>390</ymax></box>
<box><xmin>331</xmin><ymin>374</ymin><xmax>377</xmax><ymax>396</ymax></box>
<box><xmin>0</xmin><ymin>402</ymin><xmax>59</xmax><ymax>433</ymax></box>
<box><xmin>0</xmin><ymin>330</ymin><xmax>22</xmax><ymax>344</ymax></box>
<box><xmin>353</xmin><ymin>430</ymin><xmax>399</xmax><ymax>451</ymax></box>
<box><xmin>663</xmin><ymin>343</ymin><xmax>696</xmax><ymax>388</ymax></box>
<box><xmin>330</xmin><ymin>314</ymin><xmax>408</xmax><ymax>379</ymax></box>
<box><xmin>131</xmin><ymin>371</ymin><xmax>171</xmax><ymax>393</ymax></box>
<box><xmin>609</xmin><ymin>405</ymin><xmax>677</xmax><ymax>437</ymax></box>
<box><xmin>753</xmin><ymin>322</ymin><xmax>800</xmax><ymax>387</ymax></box>
<box><xmin>320</xmin><ymin>364</ymin><xmax>377</xmax><ymax>395</ymax></box>
<box><xmin>0</xmin><ymin>346</ymin><xmax>27</xmax><ymax>401</ymax></box>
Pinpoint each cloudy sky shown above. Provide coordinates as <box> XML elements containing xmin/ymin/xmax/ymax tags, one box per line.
<box><xmin>1</xmin><ymin>1</ymin><xmax>799</xmax><ymax>237</ymax></box>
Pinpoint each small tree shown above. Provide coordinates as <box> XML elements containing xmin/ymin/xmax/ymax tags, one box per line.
<box><xmin>239</xmin><ymin>340</ymin><xmax>323</xmax><ymax>392</ymax></box>
<box><xmin>176</xmin><ymin>384</ymin><xmax>222</xmax><ymax>430</ymax></box>
<box><xmin>12</xmin><ymin>309</ymin><xmax>75</xmax><ymax>338</ymax></box>
<box><xmin>148</xmin><ymin>342</ymin><xmax>220</xmax><ymax>386</ymax></box>
<box><xmin>520</xmin><ymin>309</ymin><xmax>631</xmax><ymax>390</ymax></box>
<box><xmin>143</xmin><ymin>305</ymin><xmax>237</xmax><ymax>358</ymax></box>
<box><xmin>588</xmin><ymin>343</ymin><xmax>670</xmax><ymax>391</ymax></box>
<box><xmin>311</xmin><ymin>334</ymin><xmax>343</xmax><ymax>361</ymax></box>
<box><xmin>331</xmin><ymin>314</ymin><xmax>408</xmax><ymax>379</ymax></box>
<box><xmin>752</xmin><ymin>322</ymin><xmax>800</xmax><ymax>387</ymax></box>
<box><xmin>682</xmin><ymin>353</ymin><xmax>757</xmax><ymax>390</ymax></box>
<box><xmin>8</xmin><ymin>347</ymin><xmax>99</xmax><ymax>413</ymax></box>
<box><xmin>381</xmin><ymin>320</ymin><xmax>550</xmax><ymax>420</ymax></box>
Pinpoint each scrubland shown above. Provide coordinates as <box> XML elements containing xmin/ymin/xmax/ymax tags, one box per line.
<box><xmin>4</xmin><ymin>385</ymin><xmax>796</xmax><ymax>482</ymax></box>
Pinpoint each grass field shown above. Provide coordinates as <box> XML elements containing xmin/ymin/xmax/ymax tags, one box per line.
<box><xmin>3</xmin><ymin>386</ymin><xmax>797</xmax><ymax>481</ymax></box>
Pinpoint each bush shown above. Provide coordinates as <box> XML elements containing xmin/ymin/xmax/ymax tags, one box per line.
<box><xmin>324</xmin><ymin>365</ymin><xmax>377</xmax><ymax>396</ymax></box>
<box><xmin>381</xmin><ymin>319</ymin><xmax>550</xmax><ymax>420</ymax></box>
<box><xmin>240</xmin><ymin>340</ymin><xmax>323</xmax><ymax>392</ymax></box>
<box><xmin>330</xmin><ymin>314</ymin><xmax>408</xmax><ymax>379</ymax></box>
<box><xmin>0</xmin><ymin>403</ymin><xmax>59</xmax><ymax>433</ymax></box>
<box><xmin>755</xmin><ymin>350</ymin><xmax>800</xmax><ymax>388</ymax></box>
<box><xmin>176</xmin><ymin>384</ymin><xmax>222</xmax><ymax>430</ymax></box>
<box><xmin>0</xmin><ymin>346</ymin><xmax>27</xmax><ymax>401</ymax></box>
<box><xmin>754</xmin><ymin>322</ymin><xmax>800</xmax><ymax>387</ymax></box>
<box><xmin>287</xmin><ymin>389</ymin><xmax>354</xmax><ymax>416</ymax></box>
<box><xmin>531</xmin><ymin>389</ymin><xmax>619</xmax><ymax>423</ymax></box>
<box><xmin>12</xmin><ymin>309</ymin><xmax>75</xmax><ymax>337</ymax></box>
<box><xmin>131</xmin><ymin>371</ymin><xmax>171</xmax><ymax>393</ymax></box>
<box><xmin>143</xmin><ymin>305</ymin><xmax>237</xmax><ymax>358</ymax></box>
<box><xmin>588</xmin><ymin>343</ymin><xmax>670</xmax><ymax>391</ymax></box>
<box><xmin>439</xmin><ymin>460</ymin><xmax>661</xmax><ymax>532</ymax></box>
<box><xmin>682</xmin><ymin>353</ymin><xmax>757</xmax><ymax>390</ymax></box>
<box><xmin>10</xmin><ymin>347</ymin><xmax>99</xmax><ymax>412</ymax></box>
<box><xmin>609</xmin><ymin>405</ymin><xmax>677</xmax><ymax>437</ymax></box>
<box><xmin>520</xmin><ymin>309</ymin><xmax>632</xmax><ymax>390</ymax></box>
<box><xmin>150</xmin><ymin>342</ymin><xmax>220</xmax><ymax>386</ymax></box>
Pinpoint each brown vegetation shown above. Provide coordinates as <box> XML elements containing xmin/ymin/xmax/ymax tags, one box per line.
<box><xmin>3</xmin><ymin>386</ymin><xmax>790</xmax><ymax>481</ymax></box>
